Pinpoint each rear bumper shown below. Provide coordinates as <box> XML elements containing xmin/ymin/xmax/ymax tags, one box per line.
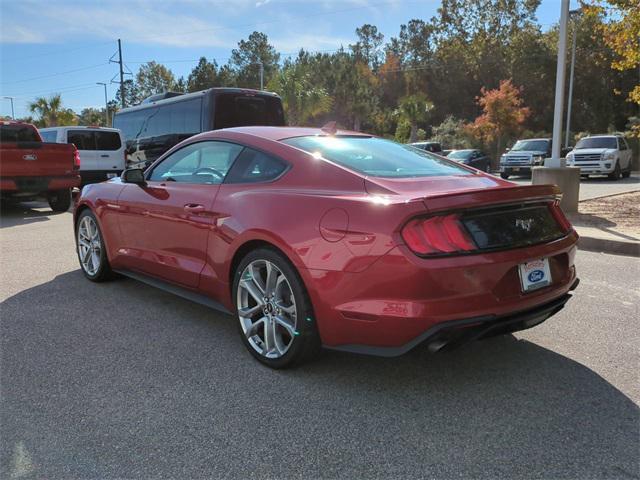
<box><xmin>80</xmin><ymin>170</ymin><xmax>121</xmax><ymax>185</ymax></box>
<box><xmin>326</xmin><ymin>286</ymin><xmax>576</xmax><ymax>357</ymax></box>
<box><xmin>307</xmin><ymin>231</ymin><xmax>579</xmax><ymax>352</ymax></box>
<box><xmin>0</xmin><ymin>175</ymin><xmax>81</xmax><ymax>194</ymax></box>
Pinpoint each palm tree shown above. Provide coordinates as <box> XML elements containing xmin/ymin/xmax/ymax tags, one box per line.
<box><xmin>268</xmin><ymin>64</ymin><xmax>332</xmax><ymax>126</ymax></box>
<box><xmin>28</xmin><ymin>94</ymin><xmax>76</xmax><ymax>127</ymax></box>
<box><xmin>395</xmin><ymin>94</ymin><xmax>434</xmax><ymax>143</ymax></box>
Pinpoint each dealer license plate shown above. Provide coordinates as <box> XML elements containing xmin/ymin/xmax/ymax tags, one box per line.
<box><xmin>512</xmin><ymin>167</ymin><xmax>520</xmax><ymax>172</ymax></box>
<box><xmin>519</xmin><ymin>258</ymin><xmax>552</xmax><ymax>292</ymax></box>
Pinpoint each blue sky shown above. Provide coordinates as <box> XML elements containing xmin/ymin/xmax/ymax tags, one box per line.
<box><xmin>0</xmin><ymin>0</ymin><xmax>578</xmax><ymax>119</ymax></box>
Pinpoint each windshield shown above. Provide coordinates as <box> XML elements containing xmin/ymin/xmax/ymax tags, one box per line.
<box><xmin>511</xmin><ymin>140</ymin><xmax>549</xmax><ymax>152</ymax></box>
<box><xmin>0</xmin><ymin>124</ymin><xmax>39</xmax><ymax>143</ymax></box>
<box><xmin>283</xmin><ymin>136</ymin><xmax>471</xmax><ymax>178</ymax></box>
<box><xmin>575</xmin><ymin>137</ymin><xmax>617</xmax><ymax>149</ymax></box>
<box><xmin>447</xmin><ymin>150</ymin><xmax>473</xmax><ymax>160</ymax></box>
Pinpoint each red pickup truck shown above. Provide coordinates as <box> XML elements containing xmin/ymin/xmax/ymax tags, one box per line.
<box><xmin>0</xmin><ymin>121</ymin><xmax>80</xmax><ymax>212</ymax></box>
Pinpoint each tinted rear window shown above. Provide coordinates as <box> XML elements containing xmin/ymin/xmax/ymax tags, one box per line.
<box><xmin>214</xmin><ymin>94</ymin><xmax>284</xmax><ymax>129</ymax></box>
<box><xmin>67</xmin><ymin>130</ymin><xmax>95</xmax><ymax>150</ymax></box>
<box><xmin>283</xmin><ymin>136</ymin><xmax>471</xmax><ymax>178</ymax></box>
<box><xmin>0</xmin><ymin>124</ymin><xmax>39</xmax><ymax>143</ymax></box>
<box><xmin>96</xmin><ymin>131</ymin><xmax>122</xmax><ymax>150</ymax></box>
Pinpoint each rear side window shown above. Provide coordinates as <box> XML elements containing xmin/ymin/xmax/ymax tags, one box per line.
<box><xmin>95</xmin><ymin>131</ymin><xmax>122</xmax><ymax>150</ymax></box>
<box><xmin>225</xmin><ymin>148</ymin><xmax>288</xmax><ymax>184</ymax></box>
<box><xmin>40</xmin><ymin>130</ymin><xmax>57</xmax><ymax>142</ymax></box>
<box><xmin>0</xmin><ymin>124</ymin><xmax>40</xmax><ymax>142</ymax></box>
<box><xmin>67</xmin><ymin>130</ymin><xmax>95</xmax><ymax>150</ymax></box>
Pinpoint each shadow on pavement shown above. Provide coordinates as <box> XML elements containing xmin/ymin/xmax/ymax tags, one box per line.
<box><xmin>1</xmin><ymin>270</ymin><xmax>638</xmax><ymax>479</ymax></box>
<box><xmin>0</xmin><ymin>201</ymin><xmax>60</xmax><ymax>229</ymax></box>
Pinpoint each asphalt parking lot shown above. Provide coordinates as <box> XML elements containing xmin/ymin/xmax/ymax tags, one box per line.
<box><xmin>1</xmin><ymin>202</ymin><xmax>639</xmax><ymax>479</ymax></box>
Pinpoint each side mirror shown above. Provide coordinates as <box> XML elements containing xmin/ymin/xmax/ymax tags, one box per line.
<box><xmin>121</xmin><ymin>168</ymin><xmax>146</xmax><ymax>186</ymax></box>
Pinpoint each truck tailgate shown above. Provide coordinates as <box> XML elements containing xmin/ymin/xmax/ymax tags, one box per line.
<box><xmin>1</xmin><ymin>142</ymin><xmax>77</xmax><ymax>177</ymax></box>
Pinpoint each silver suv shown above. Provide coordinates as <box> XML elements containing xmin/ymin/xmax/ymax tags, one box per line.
<box><xmin>499</xmin><ymin>138</ymin><xmax>551</xmax><ymax>179</ymax></box>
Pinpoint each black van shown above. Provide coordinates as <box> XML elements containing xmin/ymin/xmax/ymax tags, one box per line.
<box><xmin>113</xmin><ymin>88</ymin><xmax>285</xmax><ymax>168</ymax></box>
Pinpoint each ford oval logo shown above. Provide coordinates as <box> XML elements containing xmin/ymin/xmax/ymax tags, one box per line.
<box><xmin>22</xmin><ymin>154</ymin><xmax>37</xmax><ymax>161</ymax></box>
<box><xmin>528</xmin><ymin>270</ymin><xmax>545</xmax><ymax>283</ymax></box>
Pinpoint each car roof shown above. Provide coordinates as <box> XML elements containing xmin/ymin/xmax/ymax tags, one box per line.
<box><xmin>209</xmin><ymin>126</ymin><xmax>371</xmax><ymax>141</ymax></box>
<box><xmin>516</xmin><ymin>138</ymin><xmax>550</xmax><ymax>141</ymax></box>
<box><xmin>582</xmin><ymin>134</ymin><xmax>620</xmax><ymax>138</ymax></box>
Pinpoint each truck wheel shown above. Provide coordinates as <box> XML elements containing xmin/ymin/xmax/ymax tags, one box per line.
<box><xmin>48</xmin><ymin>189</ymin><xmax>72</xmax><ymax>212</ymax></box>
<box><xmin>608</xmin><ymin>162</ymin><xmax>621</xmax><ymax>181</ymax></box>
<box><xmin>500</xmin><ymin>173</ymin><xmax>510</xmax><ymax>179</ymax></box>
<box><xmin>622</xmin><ymin>165</ymin><xmax>631</xmax><ymax>178</ymax></box>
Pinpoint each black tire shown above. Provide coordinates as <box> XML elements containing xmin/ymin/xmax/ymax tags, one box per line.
<box><xmin>232</xmin><ymin>247</ymin><xmax>320</xmax><ymax>368</ymax></box>
<box><xmin>500</xmin><ymin>173</ymin><xmax>510</xmax><ymax>179</ymax></box>
<box><xmin>47</xmin><ymin>189</ymin><xmax>72</xmax><ymax>212</ymax></box>
<box><xmin>608</xmin><ymin>162</ymin><xmax>621</xmax><ymax>180</ymax></box>
<box><xmin>75</xmin><ymin>209</ymin><xmax>114</xmax><ymax>282</ymax></box>
<box><xmin>622</xmin><ymin>166</ymin><xmax>631</xmax><ymax>178</ymax></box>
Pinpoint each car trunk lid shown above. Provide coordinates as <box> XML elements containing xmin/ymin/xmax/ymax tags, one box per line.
<box><xmin>366</xmin><ymin>174</ymin><xmax>570</xmax><ymax>253</ymax></box>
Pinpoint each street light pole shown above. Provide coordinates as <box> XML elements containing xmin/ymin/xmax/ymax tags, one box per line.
<box><xmin>551</xmin><ymin>0</ymin><xmax>570</xmax><ymax>163</ymax></box>
<box><xmin>3</xmin><ymin>96</ymin><xmax>15</xmax><ymax>119</ymax></box>
<box><xmin>96</xmin><ymin>83</ymin><xmax>109</xmax><ymax>126</ymax></box>
<box><xmin>565</xmin><ymin>9</ymin><xmax>581</xmax><ymax>149</ymax></box>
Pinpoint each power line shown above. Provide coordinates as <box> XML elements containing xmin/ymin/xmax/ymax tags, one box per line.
<box><xmin>1</xmin><ymin>82</ymin><xmax>99</xmax><ymax>98</ymax></box>
<box><xmin>0</xmin><ymin>41</ymin><xmax>114</xmax><ymax>64</ymax></box>
<box><xmin>0</xmin><ymin>63</ymin><xmax>110</xmax><ymax>85</ymax></box>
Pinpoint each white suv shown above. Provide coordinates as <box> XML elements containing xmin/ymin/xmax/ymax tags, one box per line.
<box><xmin>566</xmin><ymin>135</ymin><xmax>633</xmax><ymax>180</ymax></box>
<box><xmin>39</xmin><ymin>126</ymin><xmax>126</xmax><ymax>184</ymax></box>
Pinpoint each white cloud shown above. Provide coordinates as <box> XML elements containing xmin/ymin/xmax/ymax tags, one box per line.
<box><xmin>0</xmin><ymin>0</ymin><xmax>235</xmax><ymax>48</ymax></box>
<box><xmin>271</xmin><ymin>33</ymin><xmax>352</xmax><ymax>54</ymax></box>
<box><xmin>256</xmin><ymin>0</ymin><xmax>272</xmax><ymax>6</ymax></box>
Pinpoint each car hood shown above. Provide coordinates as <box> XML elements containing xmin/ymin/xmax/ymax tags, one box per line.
<box><xmin>504</xmin><ymin>150</ymin><xmax>546</xmax><ymax>156</ymax></box>
<box><xmin>570</xmin><ymin>148</ymin><xmax>611</xmax><ymax>155</ymax></box>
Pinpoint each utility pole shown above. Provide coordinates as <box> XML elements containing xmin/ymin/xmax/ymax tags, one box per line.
<box><xmin>565</xmin><ymin>9</ymin><xmax>581</xmax><ymax>149</ymax></box>
<box><xmin>97</xmin><ymin>83</ymin><xmax>109</xmax><ymax>126</ymax></box>
<box><xmin>551</xmin><ymin>0</ymin><xmax>569</xmax><ymax>162</ymax></box>
<box><xmin>3</xmin><ymin>96</ymin><xmax>15</xmax><ymax>119</ymax></box>
<box><xmin>118</xmin><ymin>39</ymin><xmax>125</xmax><ymax>108</ymax></box>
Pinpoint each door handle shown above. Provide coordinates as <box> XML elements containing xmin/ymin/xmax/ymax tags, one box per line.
<box><xmin>100</xmin><ymin>154</ymin><xmax>109</xmax><ymax>158</ymax></box>
<box><xmin>184</xmin><ymin>203</ymin><xmax>205</xmax><ymax>213</ymax></box>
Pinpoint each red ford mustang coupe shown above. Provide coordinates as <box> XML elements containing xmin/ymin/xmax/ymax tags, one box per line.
<box><xmin>74</xmin><ymin>126</ymin><xmax>579</xmax><ymax>368</ymax></box>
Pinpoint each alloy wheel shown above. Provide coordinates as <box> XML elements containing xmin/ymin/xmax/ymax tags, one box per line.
<box><xmin>237</xmin><ymin>259</ymin><xmax>298</xmax><ymax>359</ymax></box>
<box><xmin>77</xmin><ymin>216</ymin><xmax>102</xmax><ymax>276</ymax></box>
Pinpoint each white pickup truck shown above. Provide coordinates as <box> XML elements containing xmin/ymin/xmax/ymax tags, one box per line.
<box><xmin>566</xmin><ymin>135</ymin><xmax>633</xmax><ymax>180</ymax></box>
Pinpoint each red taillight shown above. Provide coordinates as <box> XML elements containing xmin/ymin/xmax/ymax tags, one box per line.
<box><xmin>549</xmin><ymin>201</ymin><xmax>572</xmax><ymax>233</ymax></box>
<box><xmin>73</xmin><ymin>148</ymin><xmax>81</xmax><ymax>170</ymax></box>
<box><xmin>401</xmin><ymin>214</ymin><xmax>477</xmax><ymax>256</ymax></box>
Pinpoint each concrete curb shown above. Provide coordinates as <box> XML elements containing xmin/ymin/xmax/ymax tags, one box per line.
<box><xmin>577</xmin><ymin>235</ymin><xmax>640</xmax><ymax>257</ymax></box>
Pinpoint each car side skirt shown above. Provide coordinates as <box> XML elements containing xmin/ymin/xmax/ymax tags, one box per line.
<box><xmin>115</xmin><ymin>269</ymin><xmax>233</xmax><ymax>315</ymax></box>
